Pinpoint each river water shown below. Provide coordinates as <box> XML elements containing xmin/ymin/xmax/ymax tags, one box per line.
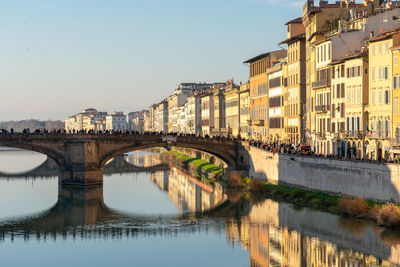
<box><xmin>1</xmin><ymin>150</ymin><xmax>400</xmax><ymax>266</ymax></box>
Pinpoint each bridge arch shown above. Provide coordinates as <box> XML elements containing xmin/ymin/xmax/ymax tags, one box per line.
<box><xmin>0</xmin><ymin>141</ymin><xmax>66</xmax><ymax>167</ymax></box>
<box><xmin>99</xmin><ymin>140</ymin><xmax>237</xmax><ymax>171</ymax></box>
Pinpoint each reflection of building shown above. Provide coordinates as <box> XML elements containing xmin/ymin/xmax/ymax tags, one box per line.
<box><xmin>224</xmin><ymin>198</ymin><xmax>400</xmax><ymax>267</ymax></box>
<box><xmin>167</xmin><ymin>167</ymin><xmax>225</xmax><ymax>213</ymax></box>
<box><xmin>150</xmin><ymin>171</ymin><xmax>169</xmax><ymax>191</ymax></box>
<box><xmin>125</xmin><ymin>152</ymin><xmax>161</xmax><ymax>167</ymax></box>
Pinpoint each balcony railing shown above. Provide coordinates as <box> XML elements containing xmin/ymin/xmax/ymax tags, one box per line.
<box><xmin>315</xmin><ymin>105</ymin><xmax>328</xmax><ymax>113</ymax></box>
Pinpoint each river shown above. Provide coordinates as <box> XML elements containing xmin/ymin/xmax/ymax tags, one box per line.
<box><xmin>0</xmin><ymin>150</ymin><xmax>399</xmax><ymax>266</ymax></box>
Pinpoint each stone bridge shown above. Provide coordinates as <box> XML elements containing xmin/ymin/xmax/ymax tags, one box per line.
<box><xmin>0</xmin><ymin>134</ymin><xmax>249</xmax><ymax>186</ymax></box>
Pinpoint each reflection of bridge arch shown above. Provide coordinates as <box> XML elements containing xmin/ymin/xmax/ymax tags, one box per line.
<box><xmin>0</xmin><ymin>156</ymin><xmax>169</xmax><ymax>179</ymax></box>
<box><xmin>0</xmin><ymin>186</ymin><xmax>250</xmax><ymax>241</ymax></box>
<box><xmin>0</xmin><ymin>134</ymin><xmax>249</xmax><ymax>185</ymax></box>
<box><xmin>0</xmin><ymin>157</ymin><xmax>58</xmax><ymax>178</ymax></box>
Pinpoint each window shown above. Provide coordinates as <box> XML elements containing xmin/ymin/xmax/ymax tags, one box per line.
<box><xmin>357</xmin><ymin>117</ymin><xmax>360</xmax><ymax>131</ymax></box>
<box><xmin>385</xmin><ymin>90</ymin><xmax>390</xmax><ymax>104</ymax></box>
<box><xmin>328</xmin><ymin>43</ymin><xmax>331</xmax><ymax>60</ymax></box>
<box><xmin>347</xmin><ymin>87</ymin><xmax>351</xmax><ymax>104</ymax></box>
<box><xmin>341</xmin><ymin>83</ymin><xmax>345</xmax><ymax>98</ymax></box>
<box><xmin>379</xmin><ymin>90</ymin><xmax>382</xmax><ymax>104</ymax></box>
<box><xmin>337</xmin><ymin>84</ymin><xmax>340</xmax><ymax>98</ymax></box>
<box><xmin>379</xmin><ymin>67</ymin><xmax>382</xmax><ymax>80</ymax></box>
<box><xmin>372</xmin><ymin>68</ymin><xmax>375</xmax><ymax>81</ymax></box>
<box><xmin>395</xmin><ymin>56</ymin><xmax>398</xmax><ymax>67</ymax></box>
<box><xmin>395</xmin><ymin>98</ymin><xmax>398</xmax><ymax>115</ymax></box>
<box><xmin>378</xmin><ymin>43</ymin><xmax>382</xmax><ymax>55</ymax></box>
<box><xmin>357</xmin><ymin>86</ymin><xmax>361</xmax><ymax>104</ymax></box>
<box><xmin>372</xmin><ymin>44</ymin><xmax>375</xmax><ymax>56</ymax></box>
<box><xmin>394</xmin><ymin>76</ymin><xmax>398</xmax><ymax>89</ymax></box>
<box><xmin>385</xmin><ymin>42</ymin><xmax>389</xmax><ymax>54</ymax></box>
<box><xmin>384</xmin><ymin>67</ymin><xmax>389</xmax><ymax>80</ymax></box>
<box><xmin>372</xmin><ymin>91</ymin><xmax>375</xmax><ymax>105</ymax></box>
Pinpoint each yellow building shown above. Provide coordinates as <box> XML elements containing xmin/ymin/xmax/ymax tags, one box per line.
<box><xmin>330</xmin><ymin>59</ymin><xmax>346</xmax><ymax>156</ymax></box>
<box><xmin>391</xmin><ymin>32</ymin><xmax>400</xmax><ymax>158</ymax></box>
<box><xmin>268</xmin><ymin>60</ymin><xmax>286</xmax><ymax>144</ymax></box>
<box><xmin>303</xmin><ymin>0</ymin><xmax>372</xmax><ymax>146</ymax></box>
<box><xmin>224</xmin><ymin>83</ymin><xmax>240</xmax><ymax>137</ymax></box>
<box><xmin>367</xmin><ymin>30</ymin><xmax>395</xmax><ymax>160</ymax></box>
<box><xmin>312</xmin><ymin>39</ymin><xmax>332</xmax><ymax>155</ymax></box>
<box><xmin>280</xmin><ymin>17</ymin><xmax>306</xmax><ymax>145</ymax></box>
<box><xmin>244</xmin><ymin>50</ymin><xmax>286</xmax><ymax>142</ymax></box>
<box><xmin>343</xmin><ymin>51</ymin><xmax>369</xmax><ymax>159</ymax></box>
<box><xmin>239</xmin><ymin>82</ymin><xmax>250</xmax><ymax>139</ymax></box>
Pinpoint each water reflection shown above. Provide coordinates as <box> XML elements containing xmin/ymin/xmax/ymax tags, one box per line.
<box><xmin>226</xmin><ymin>199</ymin><xmax>400</xmax><ymax>266</ymax></box>
<box><xmin>2</xmin><ymin>151</ymin><xmax>400</xmax><ymax>266</ymax></box>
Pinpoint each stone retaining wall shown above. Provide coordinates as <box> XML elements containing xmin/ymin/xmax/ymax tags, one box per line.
<box><xmin>247</xmin><ymin>146</ymin><xmax>400</xmax><ymax>203</ymax></box>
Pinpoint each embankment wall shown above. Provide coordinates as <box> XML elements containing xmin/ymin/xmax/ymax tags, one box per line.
<box><xmin>247</xmin><ymin>146</ymin><xmax>400</xmax><ymax>203</ymax></box>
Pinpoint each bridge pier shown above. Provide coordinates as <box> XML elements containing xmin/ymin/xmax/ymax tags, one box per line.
<box><xmin>59</xmin><ymin>140</ymin><xmax>103</xmax><ymax>186</ymax></box>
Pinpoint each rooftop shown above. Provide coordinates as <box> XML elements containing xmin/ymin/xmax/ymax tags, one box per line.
<box><xmin>285</xmin><ymin>17</ymin><xmax>303</xmax><ymax>25</ymax></box>
<box><xmin>279</xmin><ymin>33</ymin><xmax>306</xmax><ymax>45</ymax></box>
<box><xmin>243</xmin><ymin>49</ymin><xmax>286</xmax><ymax>64</ymax></box>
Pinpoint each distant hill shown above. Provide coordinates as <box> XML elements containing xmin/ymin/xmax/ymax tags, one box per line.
<box><xmin>0</xmin><ymin>120</ymin><xmax>64</xmax><ymax>132</ymax></box>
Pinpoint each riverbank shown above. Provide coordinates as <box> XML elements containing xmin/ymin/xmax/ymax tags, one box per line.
<box><xmin>164</xmin><ymin>148</ymin><xmax>400</xmax><ymax>228</ymax></box>
<box><xmin>232</xmin><ymin>177</ymin><xmax>400</xmax><ymax>228</ymax></box>
<box><xmin>161</xmin><ymin>151</ymin><xmax>224</xmax><ymax>185</ymax></box>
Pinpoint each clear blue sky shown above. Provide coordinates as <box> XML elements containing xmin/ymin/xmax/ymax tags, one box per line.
<box><xmin>0</xmin><ymin>0</ymin><xmax>302</xmax><ymax>121</ymax></box>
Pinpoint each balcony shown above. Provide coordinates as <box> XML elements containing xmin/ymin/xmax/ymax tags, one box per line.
<box><xmin>253</xmin><ymin>120</ymin><xmax>264</xmax><ymax>126</ymax></box>
<box><xmin>344</xmin><ymin>131</ymin><xmax>364</xmax><ymax>139</ymax></box>
<box><xmin>390</xmin><ymin>137</ymin><xmax>400</xmax><ymax>146</ymax></box>
<box><xmin>312</xmin><ymin>79</ymin><xmax>331</xmax><ymax>89</ymax></box>
<box><xmin>315</xmin><ymin>105</ymin><xmax>328</xmax><ymax>113</ymax></box>
<box><xmin>312</xmin><ymin>68</ymin><xmax>331</xmax><ymax>89</ymax></box>
<box><xmin>247</xmin><ymin>120</ymin><xmax>252</xmax><ymax>126</ymax></box>
<box><xmin>367</xmin><ymin>131</ymin><xmax>391</xmax><ymax>139</ymax></box>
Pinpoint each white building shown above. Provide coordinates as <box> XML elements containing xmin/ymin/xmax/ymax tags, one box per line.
<box><xmin>106</xmin><ymin>112</ymin><xmax>127</xmax><ymax>131</ymax></box>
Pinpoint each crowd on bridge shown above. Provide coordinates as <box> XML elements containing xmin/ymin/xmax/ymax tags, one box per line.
<box><xmin>2</xmin><ymin>128</ymin><xmax>400</xmax><ymax>164</ymax></box>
